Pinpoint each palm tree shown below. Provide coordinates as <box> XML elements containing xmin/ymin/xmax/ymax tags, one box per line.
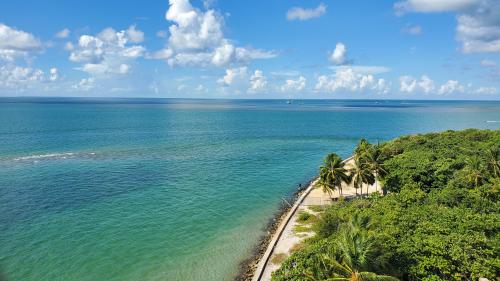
<box><xmin>354</xmin><ymin>139</ymin><xmax>371</xmax><ymax>162</ymax></box>
<box><xmin>313</xmin><ymin>256</ymin><xmax>399</xmax><ymax>281</ymax></box>
<box><xmin>302</xmin><ymin>217</ymin><xmax>398</xmax><ymax>281</ymax></box>
<box><xmin>464</xmin><ymin>156</ymin><xmax>486</xmax><ymax>187</ymax></box>
<box><xmin>350</xmin><ymin>158</ymin><xmax>375</xmax><ymax>196</ymax></box>
<box><xmin>364</xmin><ymin>145</ymin><xmax>387</xmax><ymax>193</ymax></box>
<box><xmin>486</xmin><ymin>148</ymin><xmax>499</xmax><ymax>178</ymax></box>
<box><xmin>316</xmin><ymin>167</ymin><xmax>335</xmax><ymax>199</ymax></box>
<box><xmin>320</xmin><ymin>153</ymin><xmax>351</xmax><ymax>197</ymax></box>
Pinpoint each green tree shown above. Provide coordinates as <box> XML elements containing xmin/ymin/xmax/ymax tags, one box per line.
<box><xmin>350</xmin><ymin>158</ymin><xmax>375</xmax><ymax>196</ymax></box>
<box><xmin>486</xmin><ymin>147</ymin><xmax>499</xmax><ymax>178</ymax></box>
<box><xmin>320</xmin><ymin>153</ymin><xmax>351</xmax><ymax>196</ymax></box>
<box><xmin>354</xmin><ymin>139</ymin><xmax>371</xmax><ymax>162</ymax></box>
<box><xmin>464</xmin><ymin>156</ymin><xmax>487</xmax><ymax>187</ymax></box>
<box><xmin>364</xmin><ymin>145</ymin><xmax>387</xmax><ymax>193</ymax></box>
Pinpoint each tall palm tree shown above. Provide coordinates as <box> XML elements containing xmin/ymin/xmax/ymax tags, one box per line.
<box><xmin>316</xmin><ymin>167</ymin><xmax>335</xmax><ymax>199</ymax></box>
<box><xmin>320</xmin><ymin>153</ymin><xmax>351</xmax><ymax>197</ymax></box>
<box><xmin>350</xmin><ymin>158</ymin><xmax>375</xmax><ymax>196</ymax></box>
<box><xmin>364</xmin><ymin>145</ymin><xmax>387</xmax><ymax>192</ymax></box>
<box><xmin>354</xmin><ymin>139</ymin><xmax>371</xmax><ymax>162</ymax></box>
<box><xmin>486</xmin><ymin>147</ymin><xmax>499</xmax><ymax>178</ymax></box>
<box><xmin>464</xmin><ymin>156</ymin><xmax>486</xmax><ymax>187</ymax></box>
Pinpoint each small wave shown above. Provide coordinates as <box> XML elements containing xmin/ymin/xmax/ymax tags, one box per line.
<box><xmin>486</xmin><ymin>120</ymin><xmax>500</xmax><ymax>123</ymax></box>
<box><xmin>11</xmin><ymin>152</ymin><xmax>96</xmax><ymax>162</ymax></box>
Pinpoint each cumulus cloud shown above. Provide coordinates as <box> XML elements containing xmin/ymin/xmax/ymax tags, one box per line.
<box><xmin>395</xmin><ymin>0</ymin><xmax>500</xmax><ymax>53</ymax></box>
<box><xmin>0</xmin><ymin>23</ymin><xmax>42</xmax><ymax>61</ymax></box>
<box><xmin>456</xmin><ymin>2</ymin><xmax>500</xmax><ymax>53</ymax></box>
<box><xmin>281</xmin><ymin>76</ymin><xmax>306</xmax><ymax>92</ymax></box>
<box><xmin>68</xmin><ymin>26</ymin><xmax>145</xmax><ymax>75</ymax></box>
<box><xmin>72</xmin><ymin>77</ymin><xmax>96</xmax><ymax>91</ymax></box>
<box><xmin>0</xmin><ymin>65</ymin><xmax>59</xmax><ymax>90</ymax></box>
<box><xmin>418</xmin><ymin>75</ymin><xmax>435</xmax><ymax>93</ymax></box>
<box><xmin>286</xmin><ymin>3</ymin><xmax>327</xmax><ymax>21</ymax></box>
<box><xmin>399</xmin><ymin>75</ymin><xmax>436</xmax><ymax>93</ymax></box>
<box><xmin>151</xmin><ymin>0</ymin><xmax>276</xmax><ymax>67</ymax></box>
<box><xmin>55</xmin><ymin>28</ymin><xmax>70</xmax><ymax>39</ymax></box>
<box><xmin>249</xmin><ymin>70</ymin><xmax>267</xmax><ymax>92</ymax></box>
<box><xmin>126</xmin><ymin>25</ymin><xmax>144</xmax><ymax>43</ymax></box>
<box><xmin>49</xmin><ymin>67</ymin><xmax>59</xmax><ymax>81</ymax></box>
<box><xmin>330</xmin><ymin>42</ymin><xmax>347</xmax><ymax>65</ymax></box>
<box><xmin>315</xmin><ymin>68</ymin><xmax>389</xmax><ymax>94</ymax></box>
<box><xmin>438</xmin><ymin>80</ymin><xmax>465</xmax><ymax>95</ymax></box>
<box><xmin>217</xmin><ymin>67</ymin><xmax>247</xmax><ymax>86</ymax></box>
<box><xmin>399</xmin><ymin>76</ymin><xmax>417</xmax><ymax>93</ymax></box>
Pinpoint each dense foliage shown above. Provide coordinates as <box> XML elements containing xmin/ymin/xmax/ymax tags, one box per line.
<box><xmin>272</xmin><ymin>129</ymin><xmax>499</xmax><ymax>281</ymax></box>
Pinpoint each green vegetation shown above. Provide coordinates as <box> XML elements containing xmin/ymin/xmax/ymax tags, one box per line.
<box><xmin>272</xmin><ymin>129</ymin><xmax>499</xmax><ymax>281</ymax></box>
<box><xmin>316</xmin><ymin>153</ymin><xmax>351</xmax><ymax>197</ymax></box>
<box><xmin>297</xmin><ymin>211</ymin><xmax>317</xmax><ymax>224</ymax></box>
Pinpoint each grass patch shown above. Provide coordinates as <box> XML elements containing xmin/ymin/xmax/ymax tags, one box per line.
<box><xmin>308</xmin><ymin>205</ymin><xmax>324</xmax><ymax>213</ymax></box>
<box><xmin>296</xmin><ymin>211</ymin><xmax>317</xmax><ymax>224</ymax></box>
<box><xmin>293</xmin><ymin>224</ymin><xmax>312</xmax><ymax>233</ymax></box>
<box><xmin>271</xmin><ymin>253</ymin><xmax>288</xmax><ymax>265</ymax></box>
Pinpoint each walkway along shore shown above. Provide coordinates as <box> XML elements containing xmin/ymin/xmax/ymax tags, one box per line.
<box><xmin>249</xmin><ymin>156</ymin><xmax>381</xmax><ymax>281</ymax></box>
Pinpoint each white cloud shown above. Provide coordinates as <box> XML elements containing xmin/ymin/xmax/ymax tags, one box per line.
<box><xmin>438</xmin><ymin>80</ymin><xmax>465</xmax><ymax>95</ymax></box>
<box><xmin>152</xmin><ymin>0</ymin><xmax>276</xmax><ymax>67</ymax></box>
<box><xmin>0</xmin><ymin>65</ymin><xmax>44</xmax><ymax>89</ymax></box>
<box><xmin>417</xmin><ymin>75</ymin><xmax>435</xmax><ymax>93</ymax></box>
<box><xmin>281</xmin><ymin>76</ymin><xmax>306</xmax><ymax>92</ymax></box>
<box><xmin>480</xmin><ymin>59</ymin><xmax>496</xmax><ymax>67</ymax></box>
<box><xmin>0</xmin><ymin>23</ymin><xmax>42</xmax><ymax>61</ymax></box>
<box><xmin>249</xmin><ymin>70</ymin><xmax>267</xmax><ymax>92</ymax></box>
<box><xmin>399</xmin><ymin>75</ymin><xmax>417</xmax><ymax>93</ymax></box>
<box><xmin>218</xmin><ymin>66</ymin><xmax>247</xmax><ymax>86</ymax></box>
<box><xmin>394</xmin><ymin>0</ymin><xmax>480</xmax><ymax>15</ymax></box>
<box><xmin>395</xmin><ymin>0</ymin><xmax>500</xmax><ymax>53</ymax></box>
<box><xmin>55</xmin><ymin>28</ymin><xmax>70</xmax><ymax>39</ymax></box>
<box><xmin>315</xmin><ymin>67</ymin><xmax>389</xmax><ymax>94</ymax></box>
<box><xmin>68</xmin><ymin>26</ymin><xmax>145</xmax><ymax>75</ymax></box>
<box><xmin>49</xmin><ymin>67</ymin><xmax>59</xmax><ymax>81</ymax></box>
<box><xmin>457</xmin><ymin>3</ymin><xmax>500</xmax><ymax>53</ymax></box>
<box><xmin>402</xmin><ymin>24</ymin><xmax>422</xmax><ymax>35</ymax></box>
<box><xmin>126</xmin><ymin>25</ymin><xmax>144</xmax><ymax>43</ymax></box>
<box><xmin>286</xmin><ymin>3</ymin><xmax>327</xmax><ymax>21</ymax></box>
<box><xmin>399</xmin><ymin>75</ymin><xmax>435</xmax><ymax>93</ymax></box>
<box><xmin>73</xmin><ymin>77</ymin><xmax>96</xmax><ymax>91</ymax></box>
<box><xmin>330</xmin><ymin>42</ymin><xmax>347</xmax><ymax>65</ymax></box>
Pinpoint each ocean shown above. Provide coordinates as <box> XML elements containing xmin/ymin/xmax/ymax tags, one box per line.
<box><xmin>1</xmin><ymin>98</ymin><xmax>499</xmax><ymax>281</ymax></box>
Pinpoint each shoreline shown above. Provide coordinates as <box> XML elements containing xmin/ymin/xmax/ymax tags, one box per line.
<box><xmin>235</xmin><ymin>178</ymin><xmax>314</xmax><ymax>281</ymax></box>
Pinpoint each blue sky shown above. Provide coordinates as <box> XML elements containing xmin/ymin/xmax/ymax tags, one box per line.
<box><xmin>1</xmin><ymin>0</ymin><xmax>499</xmax><ymax>99</ymax></box>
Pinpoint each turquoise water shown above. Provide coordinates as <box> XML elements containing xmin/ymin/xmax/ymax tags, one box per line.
<box><xmin>1</xmin><ymin>98</ymin><xmax>499</xmax><ymax>281</ymax></box>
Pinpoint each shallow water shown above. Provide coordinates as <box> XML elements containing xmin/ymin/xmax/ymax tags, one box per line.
<box><xmin>0</xmin><ymin>98</ymin><xmax>499</xmax><ymax>281</ymax></box>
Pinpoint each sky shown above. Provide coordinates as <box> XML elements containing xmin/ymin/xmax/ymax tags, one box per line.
<box><xmin>1</xmin><ymin>0</ymin><xmax>500</xmax><ymax>99</ymax></box>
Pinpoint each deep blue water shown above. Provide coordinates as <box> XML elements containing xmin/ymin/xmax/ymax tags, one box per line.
<box><xmin>0</xmin><ymin>98</ymin><xmax>499</xmax><ymax>281</ymax></box>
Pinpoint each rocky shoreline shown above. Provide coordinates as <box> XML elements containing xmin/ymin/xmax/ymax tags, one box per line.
<box><xmin>235</xmin><ymin>179</ymin><xmax>313</xmax><ymax>281</ymax></box>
